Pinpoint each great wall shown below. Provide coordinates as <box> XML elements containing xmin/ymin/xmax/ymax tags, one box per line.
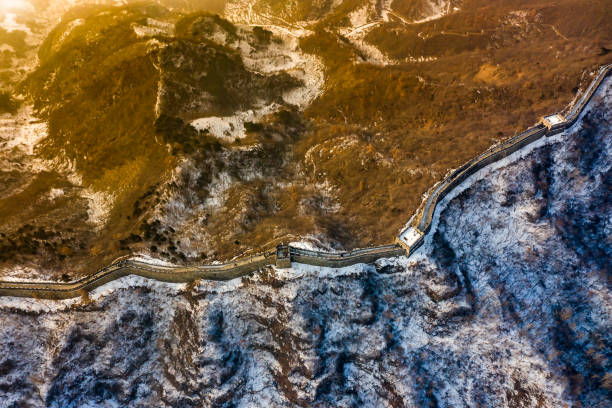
<box><xmin>0</xmin><ymin>63</ymin><xmax>610</xmax><ymax>299</ymax></box>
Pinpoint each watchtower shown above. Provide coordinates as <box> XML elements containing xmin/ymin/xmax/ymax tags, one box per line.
<box><xmin>540</xmin><ymin>113</ymin><xmax>566</xmax><ymax>135</ymax></box>
<box><xmin>395</xmin><ymin>226</ymin><xmax>425</xmax><ymax>255</ymax></box>
<box><xmin>275</xmin><ymin>244</ymin><xmax>291</xmax><ymax>268</ymax></box>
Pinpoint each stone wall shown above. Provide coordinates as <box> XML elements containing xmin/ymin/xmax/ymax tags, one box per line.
<box><xmin>1</xmin><ymin>64</ymin><xmax>610</xmax><ymax>300</ymax></box>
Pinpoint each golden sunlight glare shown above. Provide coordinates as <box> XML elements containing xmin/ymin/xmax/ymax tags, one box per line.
<box><xmin>0</xmin><ymin>0</ymin><xmax>31</xmax><ymax>12</ymax></box>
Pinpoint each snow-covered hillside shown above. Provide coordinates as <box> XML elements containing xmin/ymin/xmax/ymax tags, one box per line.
<box><xmin>0</xmin><ymin>77</ymin><xmax>609</xmax><ymax>407</ymax></box>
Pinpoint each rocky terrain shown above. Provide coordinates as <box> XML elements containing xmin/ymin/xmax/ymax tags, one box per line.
<box><xmin>0</xmin><ymin>76</ymin><xmax>609</xmax><ymax>407</ymax></box>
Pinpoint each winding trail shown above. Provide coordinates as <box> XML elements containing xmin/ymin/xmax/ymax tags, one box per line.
<box><xmin>0</xmin><ymin>63</ymin><xmax>610</xmax><ymax>299</ymax></box>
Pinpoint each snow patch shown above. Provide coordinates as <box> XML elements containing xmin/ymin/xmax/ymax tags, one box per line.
<box><xmin>56</xmin><ymin>18</ymin><xmax>84</xmax><ymax>44</ymax></box>
<box><xmin>81</xmin><ymin>188</ymin><xmax>114</xmax><ymax>228</ymax></box>
<box><xmin>204</xmin><ymin>171</ymin><xmax>233</xmax><ymax>208</ymax></box>
<box><xmin>191</xmin><ymin>104</ymin><xmax>279</xmax><ymax>141</ymax></box>
<box><xmin>188</xmin><ymin>25</ymin><xmax>324</xmax><ymax>140</ymax></box>
<box><xmin>337</xmin><ymin>3</ymin><xmax>397</xmax><ymax>66</ymax></box>
<box><xmin>349</xmin><ymin>5</ymin><xmax>370</xmax><ymax>28</ymax></box>
<box><xmin>0</xmin><ymin>106</ymin><xmax>48</xmax><ymax>156</ymax></box>
<box><xmin>88</xmin><ymin>274</ymin><xmax>186</xmax><ymax>300</ymax></box>
<box><xmin>0</xmin><ymin>295</ymin><xmax>80</xmax><ymax>313</ymax></box>
<box><xmin>47</xmin><ymin>187</ymin><xmax>64</xmax><ymax>200</ymax></box>
<box><xmin>130</xmin><ymin>254</ymin><xmax>178</xmax><ymax>267</ymax></box>
<box><xmin>0</xmin><ymin>105</ymin><xmax>115</xmax><ymax>228</ymax></box>
<box><xmin>0</xmin><ymin>11</ymin><xmax>31</xmax><ymax>33</ymax></box>
<box><xmin>132</xmin><ymin>18</ymin><xmax>173</xmax><ymax>38</ymax></box>
<box><xmin>410</xmin><ymin>0</ymin><xmax>455</xmax><ymax>24</ymax></box>
<box><xmin>0</xmin><ymin>265</ymin><xmax>53</xmax><ymax>282</ymax></box>
<box><xmin>239</xmin><ymin>30</ymin><xmax>324</xmax><ymax>108</ymax></box>
<box><xmin>289</xmin><ymin>235</ymin><xmax>338</xmax><ymax>252</ymax></box>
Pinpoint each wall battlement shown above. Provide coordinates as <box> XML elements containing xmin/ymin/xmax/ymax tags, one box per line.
<box><xmin>1</xmin><ymin>64</ymin><xmax>610</xmax><ymax>299</ymax></box>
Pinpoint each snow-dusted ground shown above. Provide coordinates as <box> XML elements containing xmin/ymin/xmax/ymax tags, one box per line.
<box><xmin>0</xmin><ymin>75</ymin><xmax>609</xmax><ymax>407</ymax></box>
<box><xmin>331</xmin><ymin>0</ymin><xmax>459</xmax><ymax>66</ymax></box>
<box><xmin>0</xmin><ymin>2</ymin><xmax>123</xmax><ymax>232</ymax></box>
<box><xmin>188</xmin><ymin>24</ymin><xmax>324</xmax><ymax>140</ymax></box>
<box><xmin>408</xmin><ymin>0</ymin><xmax>456</xmax><ymax>24</ymax></box>
<box><xmin>289</xmin><ymin>234</ymin><xmax>339</xmax><ymax>252</ymax></box>
<box><xmin>191</xmin><ymin>104</ymin><xmax>281</xmax><ymax>141</ymax></box>
<box><xmin>0</xmin><ymin>107</ymin><xmax>47</xmax><ymax>161</ymax></box>
<box><xmin>0</xmin><ymin>105</ymin><xmax>115</xmax><ymax>229</ymax></box>
<box><xmin>225</xmin><ymin>0</ymin><xmax>398</xmax><ymax>66</ymax></box>
<box><xmin>336</xmin><ymin>1</ymin><xmax>397</xmax><ymax>66</ymax></box>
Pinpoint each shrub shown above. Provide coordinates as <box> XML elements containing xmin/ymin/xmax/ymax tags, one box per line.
<box><xmin>0</xmin><ymin>91</ymin><xmax>19</xmax><ymax>114</ymax></box>
<box><xmin>245</xmin><ymin>121</ymin><xmax>264</xmax><ymax>132</ymax></box>
<box><xmin>253</xmin><ymin>26</ymin><xmax>272</xmax><ymax>44</ymax></box>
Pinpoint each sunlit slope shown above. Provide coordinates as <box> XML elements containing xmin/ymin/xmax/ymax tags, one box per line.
<box><xmin>220</xmin><ymin>0</ymin><xmax>610</xmax><ymax>249</ymax></box>
<box><xmin>4</xmin><ymin>3</ymin><xmax>309</xmax><ymax>277</ymax></box>
<box><xmin>25</xmin><ymin>5</ymin><xmax>301</xmax><ymax>186</ymax></box>
<box><xmin>290</xmin><ymin>0</ymin><xmax>612</xmax><ymax>247</ymax></box>
<box><xmin>25</xmin><ymin>4</ymin><xmax>170</xmax><ymax>192</ymax></box>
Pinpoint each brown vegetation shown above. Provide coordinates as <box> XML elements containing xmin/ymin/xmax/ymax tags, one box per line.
<box><xmin>1</xmin><ymin>1</ymin><xmax>611</xmax><ymax>278</ymax></box>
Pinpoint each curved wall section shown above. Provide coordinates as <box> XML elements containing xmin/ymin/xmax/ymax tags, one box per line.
<box><xmin>397</xmin><ymin>63</ymin><xmax>611</xmax><ymax>254</ymax></box>
<box><xmin>1</xmin><ymin>64</ymin><xmax>610</xmax><ymax>299</ymax></box>
<box><xmin>0</xmin><ymin>245</ymin><xmax>404</xmax><ymax>299</ymax></box>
